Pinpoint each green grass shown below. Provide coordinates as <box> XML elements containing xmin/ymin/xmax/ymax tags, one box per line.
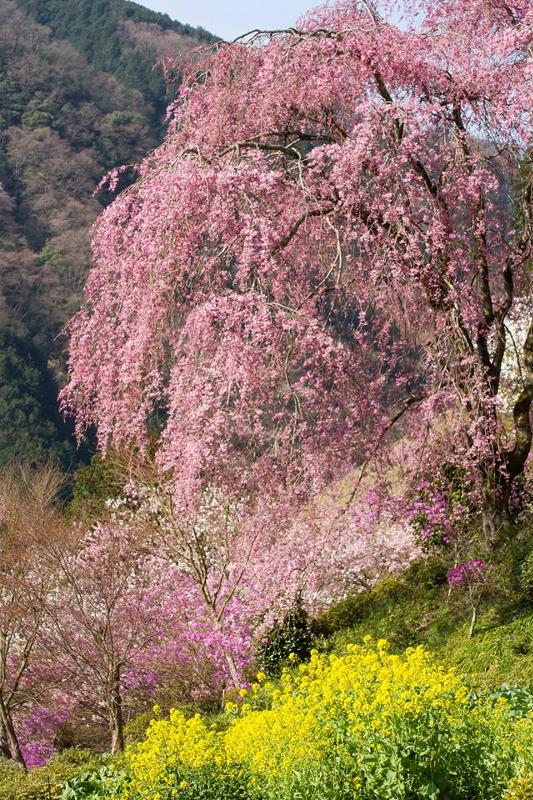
<box><xmin>0</xmin><ymin>749</ymin><xmax>105</xmax><ymax>800</ymax></box>
<box><xmin>312</xmin><ymin>527</ymin><xmax>533</xmax><ymax>689</ymax></box>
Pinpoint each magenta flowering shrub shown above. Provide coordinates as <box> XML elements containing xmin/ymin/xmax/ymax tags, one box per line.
<box><xmin>407</xmin><ymin>472</ymin><xmax>472</xmax><ymax>549</ymax></box>
<box><xmin>447</xmin><ymin>560</ymin><xmax>488</xmax><ymax>589</ymax></box>
<box><xmin>447</xmin><ymin>560</ymin><xmax>491</xmax><ymax>637</ymax></box>
<box><xmin>18</xmin><ymin>706</ymin><xmax>69</xmax><ymax>769</ymax></box>
<box><xmin>409</xmin><ymin>486</ymin><xmax>456</xmax><ymax>547</ymax></box>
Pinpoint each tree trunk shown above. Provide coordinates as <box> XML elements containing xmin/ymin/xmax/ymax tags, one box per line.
<box><xmin>507</xmin><ymin>320</ymin><xmax>533</xmax><ymax>482</ymax></box>
<box><xmin>0</xmin><ymin>717</ymin><xmax>11</xmax><ymax>760</ymax></box>
<box><xmin>224</xmin><ymin>652</ymin><xmax>240</xmax><ymax>688</ymax></box>
<box><xmin>481</xmin><ymin>319</ymin><xmax>532</xmax><ymax>543</ymax></box>
<box><xmin>108</xmin><ymin>664</ymin><xmax>124</xmax><ymax>753</ymax></box>
<box><xmin>480</xmin><ymin>466</ymin><xmax>512</xmax><ymax>544</ymax></box>
<box><xmin>0</xmin><ymin>695</ymin><xmax>26</xmax><ymax>770</ymax></box>
<box><xmin>468</xmin><ymin>603</ymin><xmax>479</xmax><ymax>639</ymax></box>
<box><xmin>209</xmin><ymin>608</ymin><xmax>241</xmax><ymax>689</ymax></box>
<box><xmin>481</xmin><ymin>491</ymin><xmax>510</xmax><ymax>543</ymax></box>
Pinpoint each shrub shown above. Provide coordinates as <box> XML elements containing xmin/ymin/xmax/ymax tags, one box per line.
<box><xmin>110</xmin><ymin>640</ymin><xmax>533</xmax><ymax>800</ymax></box>
<box><xmin>60</xmin><ymin>765</ymin><xmax>127</xmax><ymax>799</ymax></box>
<box><xmin>0</xmin><ymin>749</ymin><xmax>102</xmax><ymax>800</ymax></box>
<box><xmin>67</xmin><ymin>453</ymin><xmax>126</xmax><ymax>522</ymax></box>
<box><xmin>312</xmin><ymin>589</ymin><xmax>373</xmax><ymax>636</ymax></box>
<box><xmin>485</xmin><ymin>685</ymin><xmax>533</xmax><ymax>719</ymax></box>
<box><xmin>256</xmin><ymin>594</ymin><xmax>312</xmax><ymax>675</ymax></box>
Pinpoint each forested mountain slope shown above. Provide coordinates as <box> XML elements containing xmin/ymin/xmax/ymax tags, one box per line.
<box><xmin>17</xmin><ymin>0</ymin><xmax>216</xmax><ymax>118</ymax></box>
<box><xmin>0</xmin><ymin>0</ymin><xmax>216</xmax><ymax>466</ymax></box>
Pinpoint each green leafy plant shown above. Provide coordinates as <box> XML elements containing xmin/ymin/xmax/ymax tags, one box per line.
<box><xmin>484</xmin><ymin>685</ymin><xmax>533</xmax><ymax>719</ymax></box>
<box><xmin>504</xmin><ymin>773</ymin><xmax>533</xmax><ymax>800</ymax></box>
<box><xmin>0</xmin><ymin>749</ymin><xmax>102</xmax><ymax>800</ymax></box>
<box><xmin>257</xmin><ymin>594</ymin><xmax>312</xmax><ymax>675</ymax></box>
<box><xmin>60</xmin><ymin>765</ymin><xmax>127</xmax><ymax>800</ymax></box>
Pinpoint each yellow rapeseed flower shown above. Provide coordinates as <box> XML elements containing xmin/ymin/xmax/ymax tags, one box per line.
<box><xmin>117</xmin><ymin>640</ymin><xmax>533</xmax><ymax>800</ymax></box>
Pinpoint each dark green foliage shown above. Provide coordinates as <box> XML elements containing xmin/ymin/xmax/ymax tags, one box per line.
<box><xmin>0</xmin><ymin>0</ymin><xmax>217</xmax><ymax>466</ymax></box>
<box><xmin>257</xmin><ymin>594</ymin><xmax>313</xmax><ymax>675</ymax></box>
<box><xmin>0</xmin><ymin>325</ymin><xmax>74</xmax><ymax>467</ymax></box>
<box><xmin>67</xmin><ymin>453</ymin><xmax>125</xmax><ymax>521</ymax></box>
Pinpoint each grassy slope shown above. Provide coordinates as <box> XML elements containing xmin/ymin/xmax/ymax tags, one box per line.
<box><xmin>313</xmin><ymin>530</ymin><xmax>533</xmax><ymax>689</ymax></box>
<box><xmin>2</xmin><ymin>527</ymin><xmax>531</xmax><ymax>800</ymax></box>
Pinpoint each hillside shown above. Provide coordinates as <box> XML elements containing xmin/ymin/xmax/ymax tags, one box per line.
<box><xmin>2</xmin><ymin>536</ymin><xmax>532</xmax><ymax>800</ymax></box>
<box><xmin>315</xmin><ymin>536</ymin><xmax>533</xmax><ymax>689</ymax></box>
<box><xmin>17</xmin><ymin>0</ymin><xmax>216</xmax><ymax>118</ymax></box>
<box><xmin>0</xmin><ymin>0</ymin><xmax>217</xmax><ymax>466</ymax></box>
<box><xmin>0</xmin><ymin>3</ymin><xmax>530</xmax><ymax>797</ymax></box>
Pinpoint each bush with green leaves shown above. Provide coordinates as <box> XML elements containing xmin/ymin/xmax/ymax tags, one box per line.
<box><xmin>256</xmin><ymin>594</ymin><xmax>312</xmax><ymax>675</ymax></box>
<box><xmin>60</xmin><ymin>765</ymin><xmax>127</xmax><ymax>800</ymax></box>
<box><xmin>484</xmin><ymin>685</ymin><xmax>533</xmax><ymax>720</ymax></box>
<box><xmin>0</xmin><ymin>749</ymin><xmax>103</xmax><ymax>800</ymax></box>
<box><xmin>67</xmin><ymin>452</ymin><xmax>126</xmax><ymax>522</ymax></box>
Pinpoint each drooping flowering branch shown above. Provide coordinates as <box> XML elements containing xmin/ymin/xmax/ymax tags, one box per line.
<box><xmin>62</xmin><ymin>0</ymin><xmax>532</xmax><ymax>545</ymax></box>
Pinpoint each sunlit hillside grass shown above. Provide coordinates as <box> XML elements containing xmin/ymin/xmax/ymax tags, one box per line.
<box><xmin>315</xmin><ymin>526</ymin><xmax>533</xmax><ymax>688</ymax></box>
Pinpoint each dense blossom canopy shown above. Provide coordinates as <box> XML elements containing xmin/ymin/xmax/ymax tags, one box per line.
<box><xmin>63</xmin><ymin>0</ymin><xmax>532</xmax><ymax>533</ymax></box>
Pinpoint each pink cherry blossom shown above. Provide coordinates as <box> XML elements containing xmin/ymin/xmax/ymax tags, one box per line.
<box><xmin>62</xmin><ymin>0</ymin><xmax>531</xmax><ymax>544</ymax></box>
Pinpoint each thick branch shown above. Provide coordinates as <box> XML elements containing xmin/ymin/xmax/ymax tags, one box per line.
<box><xmin>271</xmin><ymin>206</ymin><xmax>334</xmax><ymax>253</ymax></box>
<box><xmin>507</xmin><ymin>318</ymin><xmax>533</xmax><ymax>478</ymax></box>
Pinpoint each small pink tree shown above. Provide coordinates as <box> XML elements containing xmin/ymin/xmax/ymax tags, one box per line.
<box><xmin>42</xmin><ymin>521</ymin><xmax>176</xmax><ymax>753</ymax></box>
<box><xmin>117</xmin><ymin>476</ymin><xmax>273</xmax><ymax>686</ymax></box>
<box><xmin>117</xmin><ymin>463</ymin><xmax>419</xmax><ymax>663</ymax></box>
<box><xmin>0</xmin><ymin>467</ymin><xmax>65</xmax><ymax>770</ymax></box>
<box><xmin>0</xmin><ymin>545</ymin><xmax>49</xmax><ymax>768</ymax></box>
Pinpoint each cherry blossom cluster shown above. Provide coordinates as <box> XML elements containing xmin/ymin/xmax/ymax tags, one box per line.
<box><xmin>62</xmin><ymin>0</ymin><xmax>531</xmax><ymax>542</ymax></box>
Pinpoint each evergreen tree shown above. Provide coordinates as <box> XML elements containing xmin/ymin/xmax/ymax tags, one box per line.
<box><xmin>0</xmin><ymin>326</ymin><xmax>74</xmax><ymax>467</ymax></box>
